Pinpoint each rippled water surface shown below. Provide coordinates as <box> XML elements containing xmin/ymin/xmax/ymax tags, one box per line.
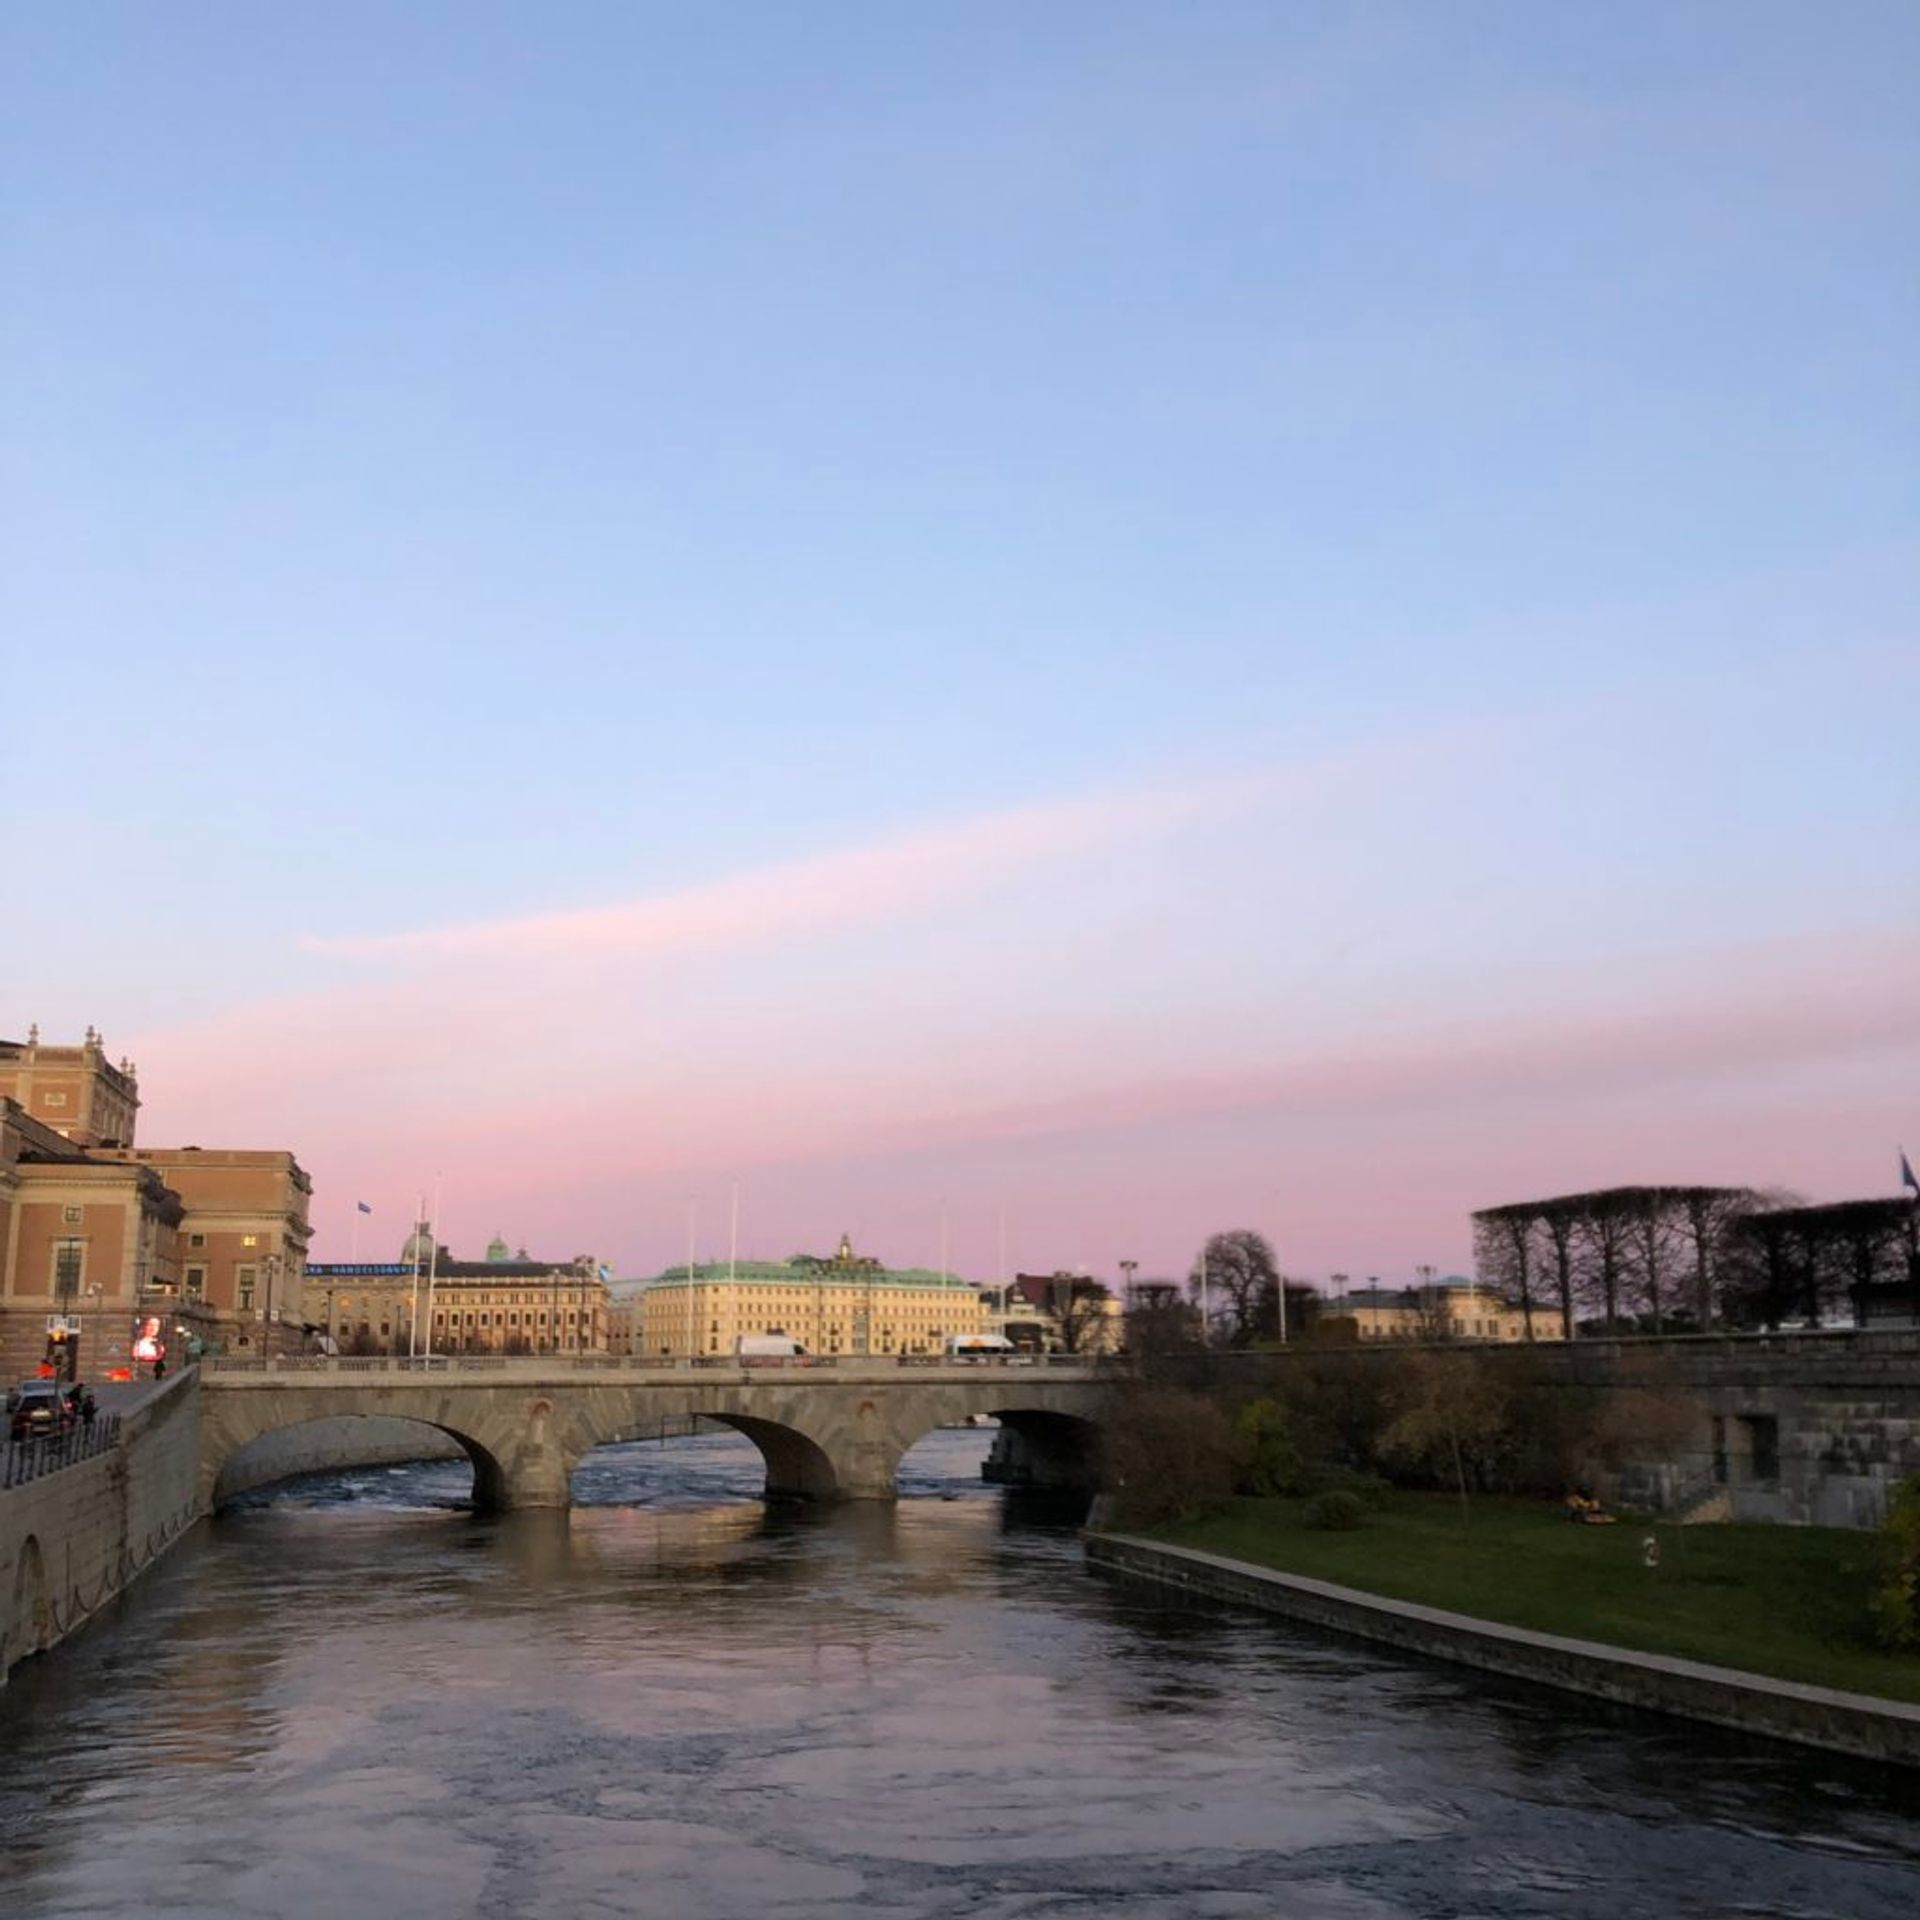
<box><xmin>3</xmin><ymin>1429</ymin><xmax>1919</xmax><ymax>1919</ymax></box>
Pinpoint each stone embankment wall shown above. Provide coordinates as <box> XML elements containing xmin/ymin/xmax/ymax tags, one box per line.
<box><xmin>1169</xmin><ymin>1334</ymin><xmax>1920</xmax><ymax>1530</ymax></box>
<box><xmin>1086</xmin><ymin>1532</ymin><xmax>1920</xmax><ymax>1767</ymax></box>
<box><xmin>215</xmin><ymin>1416</ymin><xmax>462</xmax><ymax>1500</ymax></box>
<box><xmin>1</xmin><ymin>1374</ymin><xmax>203</xmax><ymax>1686</ymax></box>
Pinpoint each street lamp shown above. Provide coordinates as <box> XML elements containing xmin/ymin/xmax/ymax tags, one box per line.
<box><xmin>261</xmin><ymin>1253</ymin><xmax>283</xmax><ymax>1360</ymax></box>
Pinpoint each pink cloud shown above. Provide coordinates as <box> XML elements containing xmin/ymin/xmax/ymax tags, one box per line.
<box><xmin>118</xmin><ymin>745</ymin><xmax>1917</xmax><ymax>1285</ymax></box>
<box><xmin>301</xmin><ymin>776</ymin><xmax>1245</xmax><ymax>963</ymax></box>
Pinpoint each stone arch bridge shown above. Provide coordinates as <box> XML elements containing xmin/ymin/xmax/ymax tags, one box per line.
<box><xmin>198</xmin><ymin>1358</ymin><xmax>1110</xmax><ymax>1511</ymax></box>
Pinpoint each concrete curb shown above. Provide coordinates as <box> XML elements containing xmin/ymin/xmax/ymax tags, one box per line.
<box><xmin>1084</xmin><ymin>1531</ymin><xmax>1920</xmax><ymax>1766</ymax></box>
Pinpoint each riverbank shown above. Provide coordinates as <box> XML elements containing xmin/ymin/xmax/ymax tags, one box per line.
<box><xmin>1148</xmin><ymin>1493</ymin><xmax>1920</xmax><ymax>1702</ymax></box>
<box><xmin>1085</xmin><ymin>1496</ymin><xmax>1920</xmax><ymax>1765</ymax></box>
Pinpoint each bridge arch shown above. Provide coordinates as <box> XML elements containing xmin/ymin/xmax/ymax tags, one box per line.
<box><xmin>705</xmin><ymin>1415</ymin><xmax>839</xmax><ymax>1501</ymax></box>
<box><xmin>6</xmin><ymin>1535</ymin><xmax>50</xmax><ymax>1668</ymax></box>
<box><xmin>979</xmin><ymin>1407</ymin><xmax>1103</xmax><ymax>1494</ymax></box>
<box><xmin>817</xmin><ymin>1380</ymin><xmax>1110</xmax><ymax>1499</ymax></box>
<box><xmin>210</xmin><ymin>1413</ymin><xmax>506</xmax><ymax>1510</ymax></box>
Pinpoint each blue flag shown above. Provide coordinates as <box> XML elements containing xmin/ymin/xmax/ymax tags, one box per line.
<box><xmin>1903</xmin><ymin>1152</ymin><xmax>1919</xmax><ymax>1197</ymax></box>
<box><xmin>356</xmin><ymin>1200</ymin><xmax>374</xmax><ymax>1215</ymax></box>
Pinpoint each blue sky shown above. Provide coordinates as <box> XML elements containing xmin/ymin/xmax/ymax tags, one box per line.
<box><xmin>5</xmin><ymin>4</ymin><xmax>1914</xmax><ymax>1276</ymax></box>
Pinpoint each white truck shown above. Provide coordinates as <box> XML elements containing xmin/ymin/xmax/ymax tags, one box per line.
<box><xmin>734</xmin><ymin>1334</ymin><xmax>805</xmax><ymax>1361</ymax></box>
<box><xmin>944</xmin><ymin>1333</ymin><xmax>1015</xmax><ymax>1360</ymax></box>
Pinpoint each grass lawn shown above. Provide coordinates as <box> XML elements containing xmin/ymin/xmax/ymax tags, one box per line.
<box><xmin>1149</xmin><ymin>1492</ymin><xmax>1920</xmax><ymax>1705</ymax></box>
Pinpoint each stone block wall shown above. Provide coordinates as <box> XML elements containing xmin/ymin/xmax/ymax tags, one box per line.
<box><xmin>0</xmin><ymin>1373</ymin><xmax>203</xmax><ymax>1684</ymax></box>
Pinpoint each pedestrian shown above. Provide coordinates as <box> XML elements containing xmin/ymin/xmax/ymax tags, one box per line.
<box><xmin>153</xmin><ymin>1355</ymin><xmax>166</xmax><ymax>1381</ymax></box>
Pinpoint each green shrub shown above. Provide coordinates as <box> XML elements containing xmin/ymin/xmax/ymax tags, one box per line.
<box><xmin>1315</xmin><ymin>1470</ymin><xmax>1392</xmax><ymax>1511</ymax></box>
<box><xmin>1233</xmin><ymin>1397</ymin><xmax>1307</xmax><ymax>1496</ymax></box>
<box><xmin>1302</xmin><ymin>1488</ymin><xmax>1368</xmax><ymax>1531</ymax></box>
<box><xmin>1870</xmin><ymin>1474</ymin><xmax>1920</xmax><ymax>1650</ymax></box>
<box><xmin>1104</xmin><ymin>1386</ymin><xmax>1240</xmax><ymax>1528</ymax></box>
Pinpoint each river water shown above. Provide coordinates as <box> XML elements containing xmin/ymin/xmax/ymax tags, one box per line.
<box><xmin>3</xmin><ymin>1428</ymin><xmax>1918</xmax><ymax>1919</ymax></box>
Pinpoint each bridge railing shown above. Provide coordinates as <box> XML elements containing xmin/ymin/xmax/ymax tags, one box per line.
<box><xmin>197</xmin><ymin>1351</ymin><xmax>1109</xmax><ymax>1378</ymax></box>
<box><xmin>1</xmin><ymin>1414</ymin><xmax>123</xmax><ymax>1493</ymax></box>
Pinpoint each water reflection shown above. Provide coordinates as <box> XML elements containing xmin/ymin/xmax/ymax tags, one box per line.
<box><xmin>0</xmin><ymin>1428</ymin><xmax>1916</xmax><ymax>1919</ymax></box>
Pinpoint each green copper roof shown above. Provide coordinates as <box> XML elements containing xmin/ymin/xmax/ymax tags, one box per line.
<box><xmin>643</xmin><ymin>1258</ymin><xmax>980</xmax><ymax>1293</ymax></box>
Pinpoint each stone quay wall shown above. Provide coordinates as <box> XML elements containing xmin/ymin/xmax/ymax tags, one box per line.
<box><xmin>1085</xmin><ymin>1531</ymin><xmax>1920</xmax><ymax>1767</ymax></box>
<box><xmin>0</xmin><ymin>1373</ymin><xmax>203</xmax><ymax>1686</ymax></box>
<box><xmin>1178</xmin><ymin>1334</ymin><xmax>1920</xmax><ymax>1529</ymax></box>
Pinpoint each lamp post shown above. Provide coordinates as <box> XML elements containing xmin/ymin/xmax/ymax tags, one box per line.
<box><xmin>262</xmin><ymin>1254</ymin><xmax>282</xmax><ymax>1361</ymax></box>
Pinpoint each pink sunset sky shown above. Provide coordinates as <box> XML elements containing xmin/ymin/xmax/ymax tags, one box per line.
<box><xmin>8</xmin><ymin>8</ymin><xmax>1916</xmax><ymax>1287</ymax></box>
<box><xmin>111</xmin><ymin>663</ymin><xmax>1920</xmax><ymax>1285</ymax></box>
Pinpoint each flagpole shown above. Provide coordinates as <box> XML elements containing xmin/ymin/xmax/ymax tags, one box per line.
<box><xmin>425</xmin><ymin>1177</ymin><xmax>441</xmax><ymax>1361</ymax></box>
<box><xmin>686</xmin><ymin>1196</ymin><xmax>697</xmax><ymax>1365</ymax></box>
<box><xmin>409</xmin><ymin>1192</ymin><xmax>424</xmax><ymax>1359</ymax></box>
<box><xmin>351</xmin><ymin>1206</ymin><xmax>360</xmax><ymax>1264</ymax></box>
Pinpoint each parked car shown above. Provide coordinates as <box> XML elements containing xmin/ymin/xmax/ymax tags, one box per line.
<box><xmin>7</xmin><ymin>1380</ymin><xmax>76</xmax><ymax>1443</ymax></box>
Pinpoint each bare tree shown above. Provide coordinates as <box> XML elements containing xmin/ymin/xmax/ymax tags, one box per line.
<box><xmin>1123</xmin><ymin>1280</ymin><xmax>1199</xmax><ymax>1358</ymax></box>
<box><xmin>1538</xmin><ymin>1198</ymin><xmax>1580</xmax><ymax>1340</ymax></box>
<box><xmin>1626</xmin><ymin>1189</ymin><xmax>1681</xmax><ymax>1334</ymax></box>
<box><xmin>1472</xmin><ymin>1204</ymin><xmax>1540</xmax><ymax>1340</ymax></box>
<box><xmin>1572</xmin><ymin>1189</ymin><xmax>1639</xmax><ymax>1333</ymax></box>
<box><xmin>1378</xmin><ymin>1353</ymin><xmax>1510</xmax><ymax>1526</ymax></box>
<box><xmin>1726</xmin><ymin>1197</ymin><xmax>1912</xmax><ymax>1329</ymax></box>
<box><xmin>1672</xmin><ymin>1186</ymin><xmax>1760</xmax><ymax>1330</ymax></box>
<box><xmin>1190</xmin><ymin>1230</ymin><xmax>1281</xmax><ymax>1347</ymax></box>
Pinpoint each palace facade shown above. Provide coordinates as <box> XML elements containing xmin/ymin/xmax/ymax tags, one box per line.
<box><xmin>639</xmin><ymin>1235</ymin><xmax>987</xmax><ymax>1358</ymax></box>
<box><xmin>1324</xmin><ymin>1277</ymin><xmax>1568</xmax><ymax>1343</ymax></box>
<box><xmin>308</xmin><ymin>1229</ymin><xmax>611</xmax><ymax>1355</ymax></box>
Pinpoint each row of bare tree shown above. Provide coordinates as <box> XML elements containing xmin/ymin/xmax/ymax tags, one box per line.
<box><xmin>1473</xmin><ymin>1187</ymin><xmax>1917</xmax><ymax>1335</ymax></box>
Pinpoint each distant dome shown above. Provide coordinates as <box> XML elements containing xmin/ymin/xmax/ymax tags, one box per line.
<box><xmin>399</xmin><ymin>1222</ymin><xmax>436</xmax><ymax>1266</ymax></box>
<box><xmin>485</xmin><ymin>1234</ymin><xmax>511</xmax><ymax>1264</ymax></box>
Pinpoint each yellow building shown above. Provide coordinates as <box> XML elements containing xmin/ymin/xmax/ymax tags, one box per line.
<box><xmin>1327</xmin><ymin>1278</ymin><xmax>1567</xmax><ymax>1343</ymax></box>
<box><xmin>640</xmin><ymin>1235</ymin><xmax>987</xmax><ymax>1358</ymax></box>
<box><xmin>309</xmin><ymin>1229</ymin><xmax>611</xmax><ymax>1356</ymax></box>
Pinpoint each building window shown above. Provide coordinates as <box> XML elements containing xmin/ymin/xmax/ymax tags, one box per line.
<box><xmin>62</xmin><ymin>1205</ymin><xmax>83</xmax><ymax>1225</ymax></box>
<box><xmin>189</xmin><ymin>1233</ymin><xmax>206</xmax><ymax>1249</ymax></box>
<box><xmin>1740</xmin><ymin>1414</ymin><xmax>1780</xmax><ymax>1483</ymax></box>
<box><xmin>44</xmin><ymin>1091</ymin><xmax>68</xmax><ymax>1107</ymax></box>
<box><xmin>184</xmin><ymin>1266</ymin><xmax>206</xmax><ymax>1301</ymax></box>
<box><xmin>242</xmin><ymin>1234</ymin><xmax>258</xmax><ymax>1248</ymax></box>
<box><xmin>237</xmin><ymin>1264</ymin><xmax>257</xmax><ymax>1313</ymax></box>
<box><xmin>52</xmin><ymin>1241</ymin><xmax>86</xmax><ymax>1299</ymax></box>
